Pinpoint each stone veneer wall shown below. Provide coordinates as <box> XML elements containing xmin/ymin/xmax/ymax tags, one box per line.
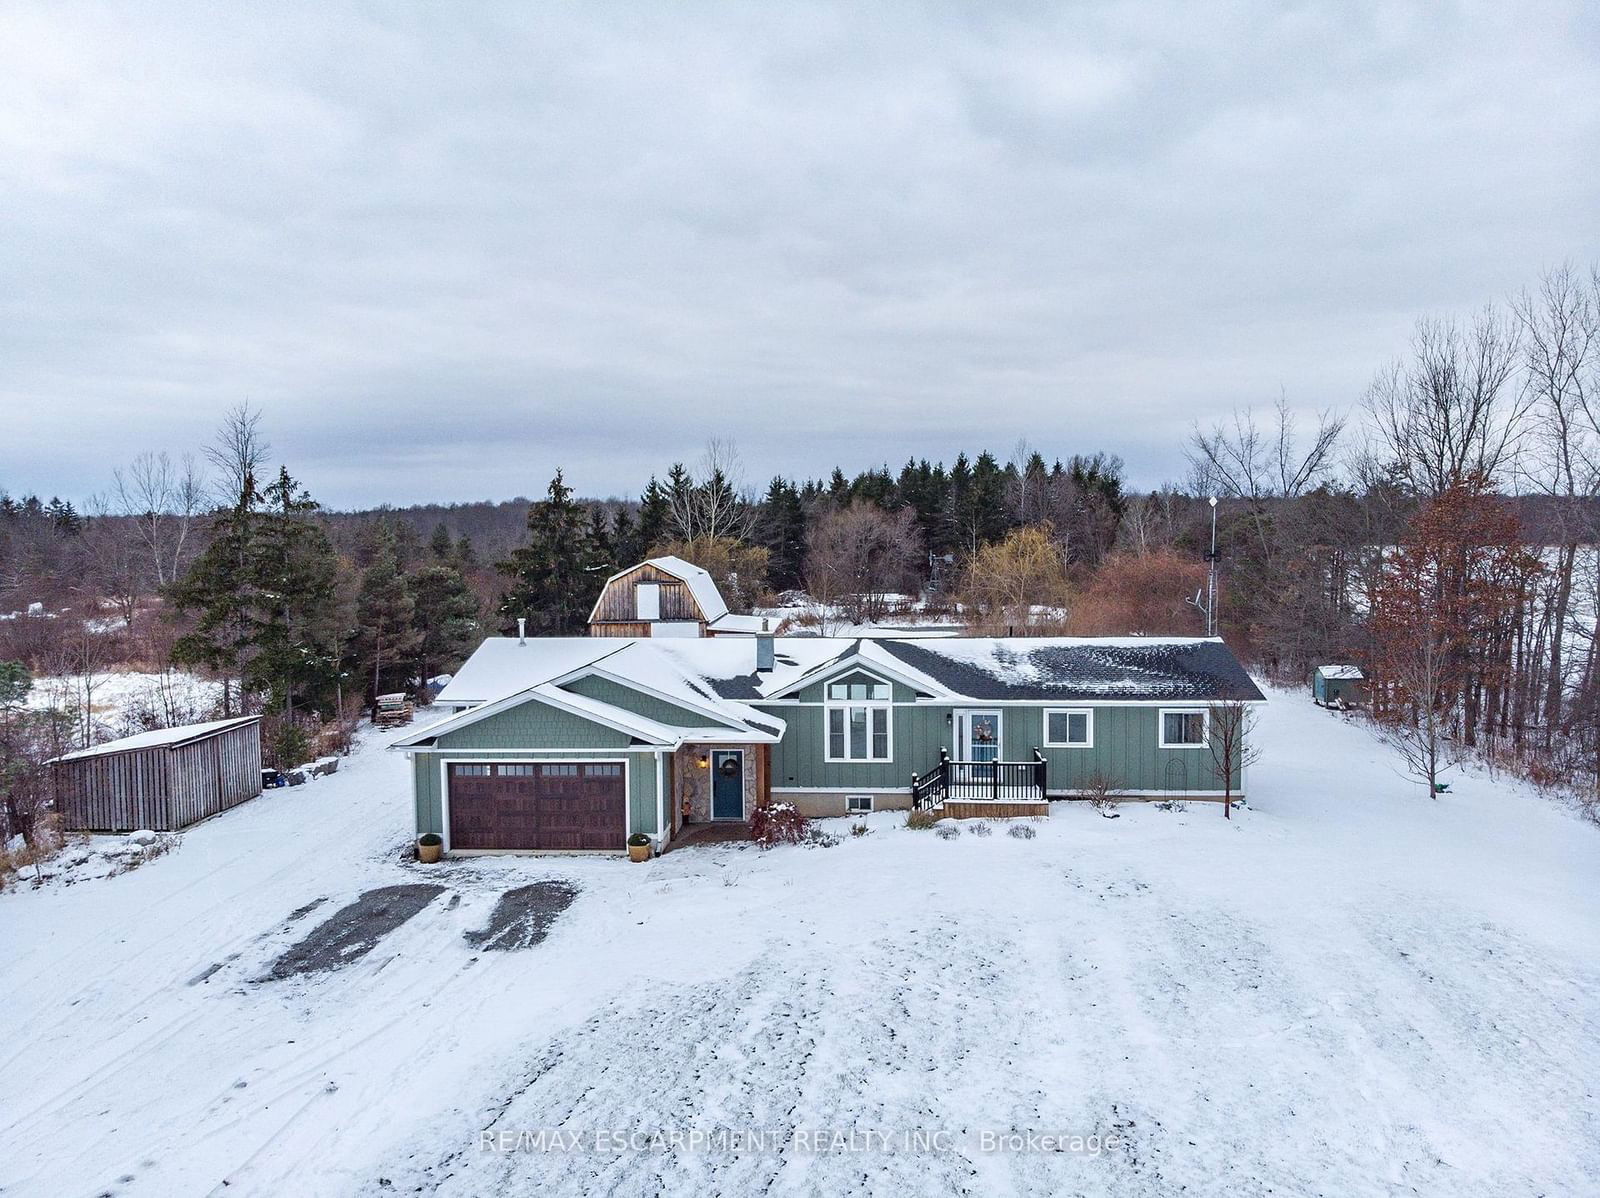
<box><xmin>673</xmin><ymin>743</ymin><xmax>761</xmax><ymax>822</ymax></box>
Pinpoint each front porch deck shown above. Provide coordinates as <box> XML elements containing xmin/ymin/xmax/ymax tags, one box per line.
<box><xmin>912</xmin><ymin>751</ymin><xmax>1048</xmax><ymax>817</ymax></box>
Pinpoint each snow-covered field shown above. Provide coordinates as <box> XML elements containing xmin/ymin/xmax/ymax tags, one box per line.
<box><xmin>1</xmin><ymin>694</ymin><xmax>1596</xmax><ymax>1197</ymax></box>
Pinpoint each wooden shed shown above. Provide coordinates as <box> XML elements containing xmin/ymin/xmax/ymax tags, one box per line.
<box><xmin>51</xmin><ymin>716</ymin><xmax>263</xmax><ymax>832</ymax></box>
<box><xmin>1313</xmin><ymin>664</ymin><xmax>1367</xmax><ymax>708</ymax></box>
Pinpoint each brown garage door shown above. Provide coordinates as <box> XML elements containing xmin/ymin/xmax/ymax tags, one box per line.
<box><xmin>447</xmin><ymin>762</ymin><xmax>626</xmax><ymax>851</ymax></box>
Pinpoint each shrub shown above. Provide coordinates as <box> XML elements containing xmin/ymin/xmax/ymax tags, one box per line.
<box><xmin>804</xmin><ymin>827</ymin><xmax>840</xmax><ymax>849</ymax></box>
<box><xmin>849</xmin><ymin>821</ymin><xmax>871</xmax><ymax>838</ymax></box>
<box><xmin>263</xmin><ymin>717</ymin><xmax>313</xmax><ymax>772</ymax></box>
<box><xmin>1007</xmin><ymin>823</ymin><xmax>1036</xmax><ymax>840</ymax></box>
<box><xmin>1080</xmin><ymin>771</ymin><xmax>1118</xmax><ymax>813</ymax></box>
<box><xmin>419</xmin><ymin>833</ymin><xmax>444</xmax><ymax>847</ymax></box>
<box><xmin>905</xmin><ymin>809</ymin><xmax>939</xmax><ymax>831</ymax></box>
<box><xmin>935</xmin><ymin>824</ymin><xmax>960</xmax><ymax>840</ymax></box>
<box><xmin>749</xmin><ymin>801</ymin><xmax>808</xmax><ymax>847</ymax></box>
<box><xmin>969</xmin><ymin>821</ymin><xmax>993</xmax><ymax>837</ymax></box>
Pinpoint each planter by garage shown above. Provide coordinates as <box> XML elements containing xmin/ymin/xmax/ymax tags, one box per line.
<box><xmin>626</xmin><ymin>833</ymin><xmax>651</xmax><ymax>863</ymax></box>
<box><xmin>417</xmin><ymin>833</ymin><xmax>443</xmax><ymax>864</ymax></box>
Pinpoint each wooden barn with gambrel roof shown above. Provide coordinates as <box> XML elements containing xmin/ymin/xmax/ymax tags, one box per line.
<box><xmin>586</xmin><ymin>555</ymin><xmax>776</xmax><ymax>638</ymax></box>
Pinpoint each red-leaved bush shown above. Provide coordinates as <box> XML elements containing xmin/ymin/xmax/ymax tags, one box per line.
<box><xmin>749</xmin><ymin>801</ymin><xmax>808</xmax><ymax>847</ymax></box>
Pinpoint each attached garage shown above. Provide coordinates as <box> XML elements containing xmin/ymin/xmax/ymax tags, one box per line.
<box><xmin>445</xmin><ymin>761</ymin><xmax>626</xmax><ymax>851</ymax></box>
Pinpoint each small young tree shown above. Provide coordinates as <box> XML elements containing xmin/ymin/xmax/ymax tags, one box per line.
<box><xmin>1205</xmin><ymin>700</ymin><xmax>1262</xmax><ymax>819</ymax></box>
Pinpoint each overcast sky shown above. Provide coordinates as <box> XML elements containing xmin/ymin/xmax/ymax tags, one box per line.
<box><xmin>2</xmin><ymin>2</ymin><xmax>1597</xmax><ymax>509</ymax></box>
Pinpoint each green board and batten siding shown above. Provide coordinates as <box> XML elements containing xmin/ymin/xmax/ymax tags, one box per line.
<box><xmin>410</xmin><ymin>697</ymin><xmax>662</xmax><ymax>838</ymax></box>
<box><xmin>758</xmin><ymin>701</ymin><xmax>1240</xmax><ymax>794</ymax></box>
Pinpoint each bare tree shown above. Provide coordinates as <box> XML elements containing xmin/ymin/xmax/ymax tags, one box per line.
<box><xmin>1205</xmin><ymin>700</ymin><xmax>1262</xmax><ymax>819</ymax></box>
<box><xmin>1371</xmin><ymin>631</ymin><xmax>1461</xmax><ymax>797</ymax></box>
<box><xmin>1512</xmin><ymin>265</ymin><xmax>1600</xmax><ymax>743</ymax></box>
<box><xmin>1188</xmin><ymin>395</ymin><xmax>1344</xmax><ymax>503</ymax></box>
<box><xmin>666</xmin><ymin>439</ymin><xmax>759</xmax><ymax>544</ymax></box>
<box><xmin>1117</xmin><ymin>486</ymin><xmax>1185</xmax><ymax>555</ymax></box>
<box><xmin>804</xmin><ymin>502</ymin><xmax>921</xmax><ymax>626</ymax></box>
<box><xmin>205</xmin><ymin>402</ymin><xmax>270</xmax><ymax>508</ymax></box>
<box><xmin>1363</xmin><ymin>308</ymin><xmax>1531</xmax><ymax>497</ymax></box>
<box><xmin>110</xmin><ymin>450</ymin><xmax>206</xmax><ymax>586</ymax></box>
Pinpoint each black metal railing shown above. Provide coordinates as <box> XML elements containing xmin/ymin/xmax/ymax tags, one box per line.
<box><xmin>910</xmin><ymin>749</ymin><xmax>1047</xmax><ymax>809</ymax></box>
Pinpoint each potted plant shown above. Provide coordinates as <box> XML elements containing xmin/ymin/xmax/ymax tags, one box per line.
<box><xmin>627</xmin><ymin>832</ymin><xmax>652</xmax><ymax>863</ymax></box>
<box><xmin>416</xmin><ymin>832</ymin><xmax>443</xmax><ymax>864</ymax></box>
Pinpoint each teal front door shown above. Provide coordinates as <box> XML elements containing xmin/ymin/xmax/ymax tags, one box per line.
<box><xmin>711</xmin><ymin>750</ymin><xmax>745</xmax><ymax>820</ymax></box>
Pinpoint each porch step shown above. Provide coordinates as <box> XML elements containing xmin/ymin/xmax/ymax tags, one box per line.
<box><xmin>938</xmin><ymin>799</ymin><xmax>1050</xmax><ymax>821</ymax></box>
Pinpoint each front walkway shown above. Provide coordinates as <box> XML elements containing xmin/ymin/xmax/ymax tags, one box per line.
<box><xmin>666</xmin><ymin>822</ymin><xmax>752</xmax><ymax>852</ymax></box>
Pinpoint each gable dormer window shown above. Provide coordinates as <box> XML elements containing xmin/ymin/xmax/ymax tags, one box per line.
<box><xmin>824</xmin><ymin>673</ymin><xmax>892</xmax><ymax>761</ymax></box>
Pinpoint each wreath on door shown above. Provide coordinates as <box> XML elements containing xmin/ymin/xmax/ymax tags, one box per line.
<box><xmin>718</xmin><ymin>756</ymin><xmax>740</xmax><ymax>777</ymax></box>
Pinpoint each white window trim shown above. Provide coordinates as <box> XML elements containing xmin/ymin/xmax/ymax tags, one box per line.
<box><xmin>1043</xmin><ymin>707</ymin><xmax>1095</xmax><ymax>749</ymax></box>
<box><xmin>824</xmin><ymin>698</ymin><xmax>894</xmax><ymax>763</ymax></box>
<box><xmin>1158</xmin><ymin>707</ymin><xmax>1210</xmax><ymax>749</ymax></box>
<box><xmin>846</xmin><ymin>794</ymin><xmax>874</xmax><ymax>813</ymax></box>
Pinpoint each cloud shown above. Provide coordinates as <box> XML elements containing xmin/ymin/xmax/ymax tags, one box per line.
<box><xmin>1</xmin><ymin>0</ymin><xmax>1596</xmax><ymax>506</ymax></box>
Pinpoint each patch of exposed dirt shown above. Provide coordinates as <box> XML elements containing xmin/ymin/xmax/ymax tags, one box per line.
<box><xmin>463</xmin><ymin>881</ymin><xmax>578</xmax><ymax>952</ymax></box>
<box><xmin>263</xmin><ymin>884</ymin><xmax>445</xmax><ymax>980</ymax></box>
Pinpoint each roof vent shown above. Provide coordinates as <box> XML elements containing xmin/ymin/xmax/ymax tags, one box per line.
<box><xmin>517</xmin><ymin>617</ymin><xmax>526</xmax><ymax>645</ymax></box>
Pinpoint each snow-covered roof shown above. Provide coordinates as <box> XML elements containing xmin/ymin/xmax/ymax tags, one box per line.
<box><xmin>645</xmin><ymin>555</ymin><xmax>729</xmax><ymax>621</ymax></box>
<box><xmin>434</xmin><ymin>638</ymin><xmax>634</xmax><ymax>706</ymax></box>
<box><xmin>586</xmin><ymin>556</ymin><xmax>732</xmax><ymax>625</ymax></box>
<box><xmin>428</xmin><ymin>633</ymin><xmax>1264</xmax><ymax>720</ymax></box>
<box><xmin>49</xmin><ymin>716</ymin><xmax>260</xmax><ymax>763</ymax></box>
<box><xmin>876</xmin><ymin>637</ymin><xmax>1265</xmax><ymax>702</ymax></box>
<box><xmin>1316</xmin><ymin>664</ymin><xmax>1365</xmax><ymax>680</ymax></box>
<box><xmin>706</xmin><ymin>612</ymin><xmax>774</xmax><ymax>634</ymax></box>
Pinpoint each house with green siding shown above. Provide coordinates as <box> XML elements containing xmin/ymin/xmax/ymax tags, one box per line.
<box><xmin>393</xmin><ymin>631</ymin><xmax>1265</xmax><ymax>855</ymax></box>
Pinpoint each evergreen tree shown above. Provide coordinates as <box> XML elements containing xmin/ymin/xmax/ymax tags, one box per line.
<box><xmin>611</xmin><ymin>505</ymin><xmax>640</xmax><ymax>565</ymax></box>
<box><xmin>756</xmin><ymin>477</ymin><xmax>808</xmax><ymax>592</ymax></box>
<box><xmin>635</xmin><ymin>477</ymin><xmax>670</xmax><ymax>557</ymax></box>
<box><xmin>587</xmin><ymin>506</ymin><xmax>616</xmax><ymax>572</ymax></box>
<box><xmin>410</xmin><ymin>562</ymin><xmax>480</xmax><ymax>686</ymax></box>
<box><xmin>354</xmin><ymin>541</ymin><xmax>421</xmax><ymax>702</ymax></box>
<box><xmin>168</xmin><ymin>468</ymin><xmax>263</xmax><ymax>717</ymax></box>
<box><xmin>497</xmin><ymin>470</ymin><xmax>600</xmax><ymax>635</ymax></box>
<box><xmin>428</xmin><ymin>522</ymin><xmax>455</xmax><ymax>561</ymax></box>
<box><xmin>250</xmin><ymin>467</ymin><xmax>342</xmax><ymax>718</ymax></box>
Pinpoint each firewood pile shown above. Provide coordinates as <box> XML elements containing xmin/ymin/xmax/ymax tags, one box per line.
<box><xmin>373</xmin><ymin>692</ymin><xmax>415</xmax><ymax>727</ymax></box>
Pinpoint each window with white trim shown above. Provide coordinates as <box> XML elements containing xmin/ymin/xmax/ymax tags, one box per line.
<box><xmin>824</xmin><ymin>673</ymin><xmax>892</xmax><ymax>761</ymax></box>
<box><xmin>846</xmin><ymin>794</ymin><xmax>873</xmax><ymax>813</ymax></box>
<box><xmin>1044</xmin><ymin>708</ymin><xmax>1093</xmax><ymax>747</ymax></box>
<box><xmin>1159</xmin><ymin>709</ymin><xmax>1208</xmax><ymax>748</ymax></box>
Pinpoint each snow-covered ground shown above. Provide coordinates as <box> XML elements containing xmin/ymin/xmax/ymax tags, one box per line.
<box><xmin>1</xmin><ymin>694</ymin><xmax>1596</xmax><ymax>1197</ymax></box>
<box><xmin>26</xmin><ymin>669</ymin><xmax>224</xmax><ymax>741</ymax></box>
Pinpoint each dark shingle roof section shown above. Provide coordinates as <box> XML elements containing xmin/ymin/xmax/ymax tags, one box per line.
<box><xmin>875</xmin><ymin>639</ymin><xmax>1265</xmax><ymax>703</ymax></box>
